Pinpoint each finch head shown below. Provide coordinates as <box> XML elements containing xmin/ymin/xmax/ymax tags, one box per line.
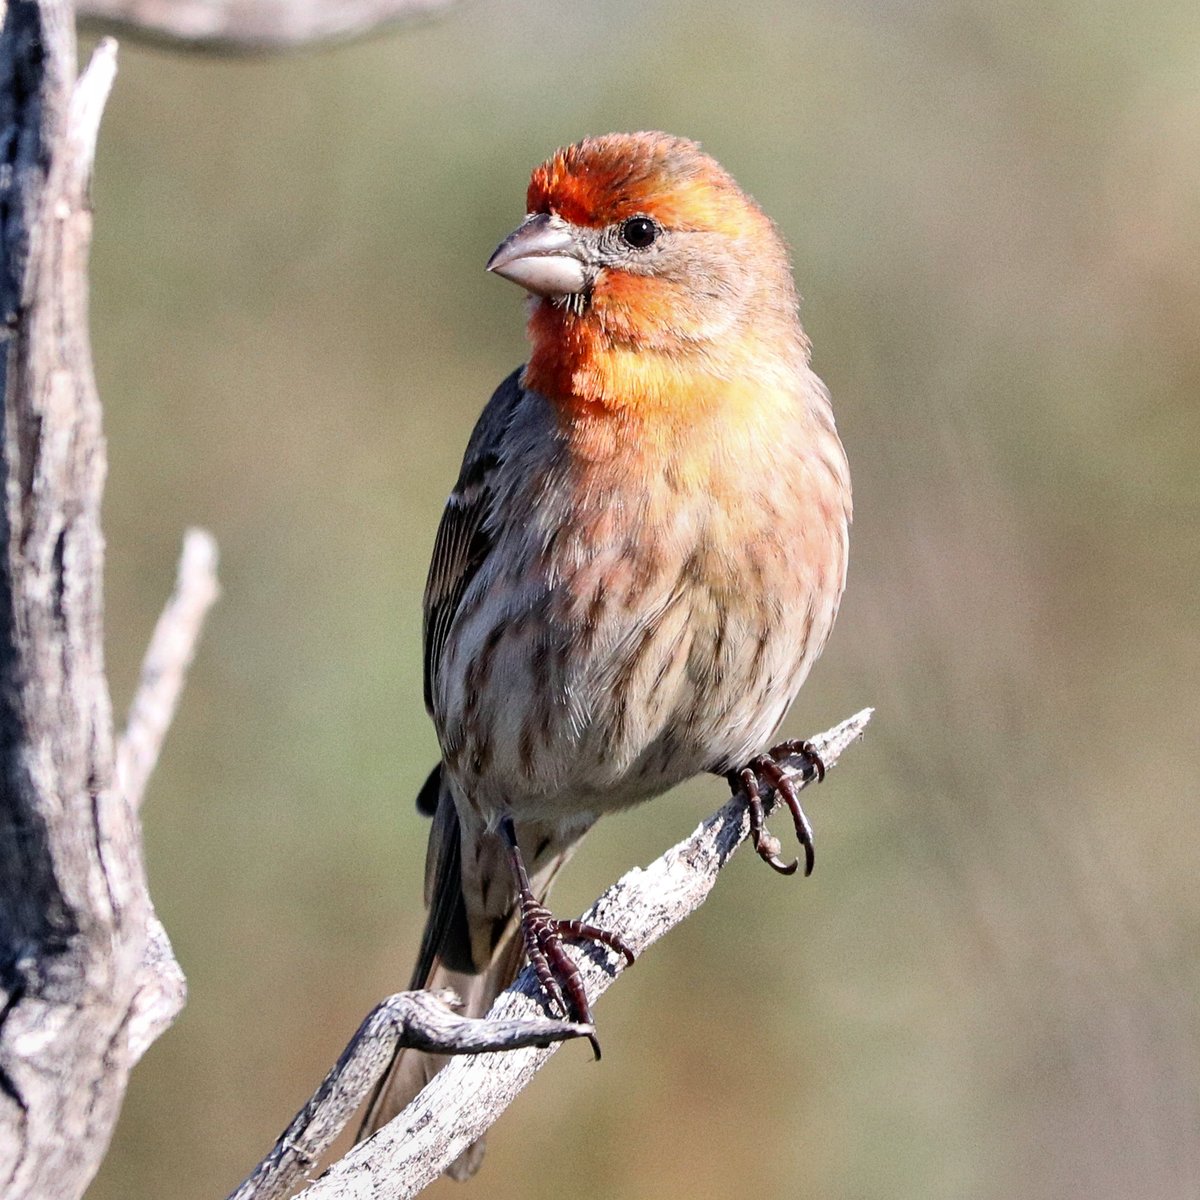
<box><xmin>487</xmin><ymin>132</ymin><xmax>808</xmax><ymax>416</ymax></box>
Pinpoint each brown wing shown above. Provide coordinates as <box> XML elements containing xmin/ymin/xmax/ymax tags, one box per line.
<box><xmin>422</xmin><ymin>473</ymin><xmax>494</xmax><ymax>713</ymax></box>
<box><xmin>421</xmin><ymin>369</ymin><xmax>525</xmax><ymax>715</ymax></box>
<box><xmin>360</xmin><ymin>372</ymin><xmax>538</xmax><ymax>1165</ymax></box>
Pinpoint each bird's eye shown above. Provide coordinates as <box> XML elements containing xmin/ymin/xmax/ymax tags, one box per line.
<box><xmin>620</xmin><ymin>216</ymin><xmax>659</xmax><ymax>249</ymax></box>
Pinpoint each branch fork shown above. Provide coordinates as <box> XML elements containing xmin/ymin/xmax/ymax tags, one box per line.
<box><xmin>234</xmin><ymin>709</ymin><xmax>873</xmax><ymax>1200</ymax></box>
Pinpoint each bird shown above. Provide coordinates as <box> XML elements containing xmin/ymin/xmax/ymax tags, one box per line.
<box><xmin>358</xmin><ymin>132</ymin><xmax>851</xmax><ymax>1174</ymax></box>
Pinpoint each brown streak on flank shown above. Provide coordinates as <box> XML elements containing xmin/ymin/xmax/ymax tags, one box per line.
<box><xmin>609</xmin><ymin>622</ymin><xmax>661</xmax><ymax>745</ymax></box>
<box><xmin>459</xmin><ymin>654</ymin><xmax>483</xmax><ymax>764</ymax></box>
<box><xmin>530</xmin><ymin>631</ymin><xmax>551</xmax><ymax>695</ymax></box>
<box><xmin>518</xmin><ymin>722</ymin><xmax>537</xmax><ymax>779</ymax></box>
<box><xmin>535</xmin><ymin>687</ymin><xmax>555</xmax><ymax>747</ymax></box>
<box><xmin>812</xmin><ymin>558</ymin><xmax>827</xmax><ymax>598</ymax></box>
<box><xmin>623</xmin><ymin>541</ymin><xmax>661</xmax><ymax>613</ymax></box>
<box><xmin>471</xmin><ymin>623</ymin><xmax>506</xmax><ymax>697</ymax></box>
<box><xmin>679</xmin><ymin>549</ymin><xmax>705</xmax><ymax>591</ymax></box>
<box><xmin>473</xmin><ymin>731</ymin><xmax>494</xmax><ymax>776</ymax></box>
<box><xmin>816</xmin><ymin>487</ymin><xmax>844</xmax><ymax>535</ymax></box>
<box><xmin>800</xmin><ymin>597</ymin><xmax>817</xmax><ymax>662</ymax></box>
<box><xmin>709</xmin><ymin>617</ymin><xmax>728</xmax><ymax>690</ymax></box>
<box><xmin>608</xmin><ymin>686</ymin><xmax>630</xmax><ymax>750</ymax></box>
<box><xmin>649</xmin><ymin>622</ymin><xmax>688</xmax><ymax>696</ymax></box>
<box><xmin>579</xmin><ymin>580</ymin><xmax>607</xmax><ymax>654</ymax></box>
<box><xmin>553</xmin><ymin>628</ymin><xmax>572</xmax><ymax>680</ymax></box>
<box><xmin>459</xmin><ymin>682</ymin><xmax>479</xmax><ymax>740</ymax></box>
<box><xmin>744</xmin><ymin>545</ymin><xmax>768</xmax><ymax>593</ymax></box>
<box><xmin>749</xmin><ymin>622</ymin><xmax>771</xmax><ymax>681</ymax></box>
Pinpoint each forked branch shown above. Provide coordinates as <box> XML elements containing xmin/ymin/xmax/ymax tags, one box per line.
<box><xmin>118</xmin><ymin>527</ymin><xmax>220</xmax><ymax>811</ymax></box>
<box><xmin>230</xmin><ymin>991</ymin><xmax>594</xmax><ymax>1200</ymax></box>
<box><xmin>0</xmin><ymin>12</ymin><xmax>218</xmax><ymax>1197</ymax></box>
<box><xmin>233</xmin><ymin>709</ymin><xmax>873</xmax><ymax>1200</ymax></box>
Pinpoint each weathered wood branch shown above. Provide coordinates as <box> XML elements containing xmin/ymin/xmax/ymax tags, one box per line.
<box><xmin>230</xmin><ymin>990</ymin><xmax>595</xmax><ymax>1200</ymax></box>
<box><xmin>0</xmin><ymin>6</ymin><xmax>217</xmax><ymax>1197</ymax></box>
<box><xmin>75</xmin><ymin>0</ymin><xmax>460</xmax><ymax>52</ymax></box>
<box><xmin>239</xmin><ymin>709</ymin><xmax>871</xmax><ymax>1200</ymax></box>
<box><xmin>117</xmin><ymin>526</ymin><xmax>219</xmax><ymax>812</ymax></box>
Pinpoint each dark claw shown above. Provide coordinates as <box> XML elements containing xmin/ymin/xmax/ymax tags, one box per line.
<box><xmin>499</xmin><ymin>816</ymin><xmax>632</xmax><ymax>1060</ymax></box>
<box><xmin>777</xmin><ymin>770</ymin><xmax>816</xmax><ymax>877</ymax></box>
<box><xmin>731</xmin><ymin>740</ymin><xmax>822</xmax><ymax>877</ymax></box>
<box><xmin>736</xmin><ymin>766</ymin><xmax>799</xmax><ymax>874</ymax></box>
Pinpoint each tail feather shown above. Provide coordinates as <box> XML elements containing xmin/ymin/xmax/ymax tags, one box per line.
<box><xmin>356</xmin><ymin>765</ymin><xmax>572</xmax><ymax>1179</ymax></box>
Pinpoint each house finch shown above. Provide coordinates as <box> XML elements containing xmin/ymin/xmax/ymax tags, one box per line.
<box><xmin>359</xmin><ymin>132</ymin><xmax>851</xmax><ymax>1173</ymax></box>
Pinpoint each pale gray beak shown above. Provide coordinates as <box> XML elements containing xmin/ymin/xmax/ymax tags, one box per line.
<box><xmin>486</xmin><ymin>213</ymin><xmax>587</xmax><ymax>297</ymax></box>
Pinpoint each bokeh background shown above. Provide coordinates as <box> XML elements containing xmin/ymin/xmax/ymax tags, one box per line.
<box><xmin>83</xmin><ymin>2</ymin><xmax>1199</xmax><ymax>1197</ymax></box>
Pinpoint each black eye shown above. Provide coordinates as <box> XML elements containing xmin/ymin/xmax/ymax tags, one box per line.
<box><xmin>620</xmin><ymin>216</ymin><xmax>658</xmax><ymax>249</ymax></box>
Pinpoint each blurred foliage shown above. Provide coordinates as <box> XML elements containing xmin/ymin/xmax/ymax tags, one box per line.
<box><xmin>81</xmin><ymin>1</ymin><xmax>1200</xmax><ymax>1197</ymax></box>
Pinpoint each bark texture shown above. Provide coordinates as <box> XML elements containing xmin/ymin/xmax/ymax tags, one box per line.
<box><xmin>0</xmin><ymin>8</ymin><xmax>217</xmax><ymax>1197</ymax></box>
<box><xmin>230</xmin><ymin>990</ymin><xmax>595</xmax><ymax>1200</ymax></box>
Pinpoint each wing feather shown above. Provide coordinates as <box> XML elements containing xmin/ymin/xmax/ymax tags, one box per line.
<box><xmin>421</xmin><ymin>369</ymin><xmax>526</xmax><ymax>714</ymax></box>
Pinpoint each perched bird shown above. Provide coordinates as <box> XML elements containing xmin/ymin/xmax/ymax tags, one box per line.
<box><xmin>359</xmin><ymin>132</ymin><xmax>851</xmax><ymax>1173</ymax></box>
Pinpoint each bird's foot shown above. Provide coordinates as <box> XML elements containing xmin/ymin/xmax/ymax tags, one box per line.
<box><xmin>731</xmin><ymin>739</ymin><xmax>827</xmax><ymax>878</ymax></box>
<box><xmin>499</xmin><ymin>816</ymin><xmax>634</xmax><ymax>1060</ymax></box>
<box><xmin>515</xmin><ymin>899</ymin><xmax>634</xmax><ymax>1058</ymax></box>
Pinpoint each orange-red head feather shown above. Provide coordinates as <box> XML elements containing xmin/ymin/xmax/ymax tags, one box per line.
<box><xmin>514</xmin><ymin>133</ymin><xmax>806</xmax><ymax>428</ymax></box>
<box><xmin>527</xmin><ymin>132</ymin><xmax>754</xmax><ymax>239</ymax></box>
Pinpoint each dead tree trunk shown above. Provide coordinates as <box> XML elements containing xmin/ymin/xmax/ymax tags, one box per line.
<box><xmin>0</xmin><ymin>6</ymin><xmax>216</xmax><ymax>1197</ymax></box>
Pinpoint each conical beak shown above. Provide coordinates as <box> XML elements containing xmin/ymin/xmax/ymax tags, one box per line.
<box><xmin>486</xmin><ymin>213</ymin><xmax>587</xmax><ymax>297</ymax></box>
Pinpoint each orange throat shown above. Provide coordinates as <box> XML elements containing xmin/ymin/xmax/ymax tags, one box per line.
<box><xmin>521</xmin><ymin>299</ymin><xmax>805</xmax><ymax>486</ymax></box>
<box><xmin>523</xmin><ymin>298</ymin><xmax>720</xmax><ymax>427</ymax></box>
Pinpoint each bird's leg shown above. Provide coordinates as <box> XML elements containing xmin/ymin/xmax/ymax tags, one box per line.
<box><xmin>729</xmin><ymin>739</ymin><xmax>828</xmax><ymax>877</ymax></box>
<box><xmin>498</xmin><ymin>816</ymin><xmax>635</xmax><ymax>1060</ymax></box>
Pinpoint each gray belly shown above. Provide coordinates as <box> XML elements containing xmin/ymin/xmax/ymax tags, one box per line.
<box><xmin>434</xmin><ymin>565</ymin><xmax>832</xmax><ymax>825</ymax></box>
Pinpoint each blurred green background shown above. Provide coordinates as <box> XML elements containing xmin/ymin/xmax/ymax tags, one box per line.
<box><xmin>82</xmin><ymin>1</ymin><xmax>1199</xmax><ymax>1197</ymax></box>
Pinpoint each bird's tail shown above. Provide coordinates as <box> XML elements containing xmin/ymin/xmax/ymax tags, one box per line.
<box><xmin>356</xmin><ymin>765</ymin><xmax>569</xmax><ymax>1179</ymax></box>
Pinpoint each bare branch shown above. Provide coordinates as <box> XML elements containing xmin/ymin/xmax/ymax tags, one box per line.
<box><xmin>64</xmin><ymin>34</ymin><xmax>117</xmax><ymax>183</ymax></box>
<box><xmin>230</xmin><ymin>990</ymin><xmax>593</xmax><ymax>1200</ymax></box>
<box><xmin>118</xmin><ymin>527</ymin><xmax>220</xmax><ymax>810</ymax></box>
<box><xmin>76</xmin><ymin>0</ymin><xmax>460</xmax><ymax>52</ymax></box>
<box><xmin>268</xmin><ymin>710</ymin><xmax>872</xmax><ymax>1200</ymax></box>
